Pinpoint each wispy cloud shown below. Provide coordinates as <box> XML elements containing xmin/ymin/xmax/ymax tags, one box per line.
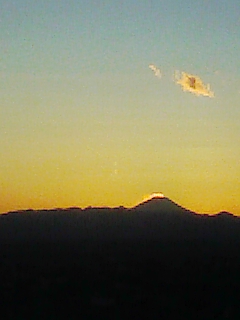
<box><xmin>175</xmin><ymin>71</ymin><xmax>214</xmax><ymax>98</ymax></box>
<box><xmin>149</xmin><ymin>64</ymin><xmax>162</xmax><ymax>79</ymax></box>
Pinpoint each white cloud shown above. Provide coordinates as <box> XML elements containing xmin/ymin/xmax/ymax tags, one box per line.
<box><xmin>149</xmin><ymin>64</ymin><xmax>162</xmax><ymax>79</ymax></box>
<box><xmin>175</xmin><ymin>71</ymin><xmax>214</xmax><ymax>98</ymax></box>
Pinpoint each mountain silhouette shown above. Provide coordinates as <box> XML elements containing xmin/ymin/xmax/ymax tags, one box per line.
<box><xmin>1</xmin><ymin>197</ymin><xmax>240</xmax><ymax>318</ymax></box>
<box><xmin>132</xmin><ymin>196</ymin><xmax>194</xmax><ymax>214</ymax></box>
<box><xmin>1</xmin><ymin>196</ymin><xmax>239</xmax><ymax>244</ymax></box>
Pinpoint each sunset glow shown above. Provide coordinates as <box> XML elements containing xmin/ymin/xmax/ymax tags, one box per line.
<box><xmin>0</xmin><ymin>1</ymin><xmax>239</xmax><ymax>215</ymax></box>
<box><xmin>143</xmin><ymin>193</ymin><xmax>165</xmax><ymax>202</ymax></box>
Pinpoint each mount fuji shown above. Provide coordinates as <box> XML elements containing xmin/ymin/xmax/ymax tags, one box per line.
<box><xmin>132</xmin><ymin>194</ymin><xmax>194</xmax><ymax>215</ymax></box>
<box><xmin>1</xmin><ymin>194</ymin><xmax>238</xmax><ymax>243</ymax></box>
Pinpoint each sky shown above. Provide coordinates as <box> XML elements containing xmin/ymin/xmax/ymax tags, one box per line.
<box><xmin>1</xmin><ymin>0</ymin><xmax>240</xmax><ymax>214</ymax></box>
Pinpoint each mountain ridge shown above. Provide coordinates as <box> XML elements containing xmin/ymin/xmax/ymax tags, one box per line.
<box><xmin>0</xmin><ymin>196</ymin><xmax>239</xmax><ymax>244</ymax></box>
<box><xmin>2</xmin><ymin>196</ymin><xmax>235</xmax><ymax>217</ymax></box>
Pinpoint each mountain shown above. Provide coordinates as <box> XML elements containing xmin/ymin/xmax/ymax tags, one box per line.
<box><xmin>1</xmin><ymin>198</ymin><xmax>240</xmax><ymax>319</ymax></box>
<box><xmin>132</xmin><ymin>195</ymin><xmax>194</xmax><ymax>214</ymax></box>
<box><xmin>1</xmin><ymin>196</ymin><xmax>239</xmax><ymax>243</ymax></box>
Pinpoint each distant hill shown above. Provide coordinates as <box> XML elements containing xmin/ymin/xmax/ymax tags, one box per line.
<box><xmin>0</xmin><ymin>196</ymin><xmax>239</xmax><ymax>244</ymax></box>
<box><xmin>1</xmin><ymin>197</ymin><xmax>240</xmax><ymax>319</ymax></box>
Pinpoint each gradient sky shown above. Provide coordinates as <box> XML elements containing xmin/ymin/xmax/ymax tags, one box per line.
<box><xmin>1</xmin><ymin>0</ymin><xmax>240</xmax><ymax>214</ymax></box>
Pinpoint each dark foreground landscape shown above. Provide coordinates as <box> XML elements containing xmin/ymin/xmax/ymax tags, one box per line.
<box><xmin>1</xmin><ymin>196</ymin><xmax>240</xmax><ymax>319</ymax></box>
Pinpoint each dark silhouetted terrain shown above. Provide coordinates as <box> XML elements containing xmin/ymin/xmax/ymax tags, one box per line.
<box><xmin>1</xmin><ymin>197</ymin><xmax>240</xmax><ymax>319</ymax></box>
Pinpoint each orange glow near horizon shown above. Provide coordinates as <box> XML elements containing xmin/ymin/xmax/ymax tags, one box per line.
<box><xmin>130</xmin><ymin>192</ymin><xmax>165</xmax><ymax>209</ymax></box>
<box><xmin>144</xmin><ymin>192</ymin><xmax>164</xmax><ymax>200</ymax></box>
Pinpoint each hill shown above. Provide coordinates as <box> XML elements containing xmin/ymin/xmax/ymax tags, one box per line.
<box><xmin>1</xmin><ymin>197</ymin><xmax>240</xmax><ymax>318</ymax></box>
<box><xmin>1</xmin><ymin>196</ymin><xmax>239</xmax><ymax>243</ymax></box>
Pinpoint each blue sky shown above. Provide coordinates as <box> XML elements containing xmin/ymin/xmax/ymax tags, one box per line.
<box><xmin>2</xmin><ymin>0</ymin><xmax>239</xmax><ymax>74</ymax></box>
